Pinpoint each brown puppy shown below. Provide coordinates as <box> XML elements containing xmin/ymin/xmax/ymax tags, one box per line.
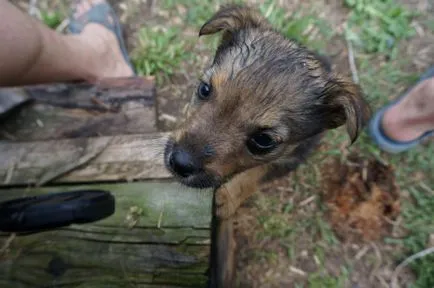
<box><xmin>164</xmin><ymin>5</ymin><xmax>370</xmax><ymax>219</ymax></box>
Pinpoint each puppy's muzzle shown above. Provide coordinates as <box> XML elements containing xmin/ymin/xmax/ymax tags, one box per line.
<box><xmin>164</xmin><ymin>139</ymin><xmax>220</xmax><ymax>189</ymax></box>
<box><xmin>167</xmin><ymin>148</ymin><xmax>202</xmax><ymax>178</ymax></box>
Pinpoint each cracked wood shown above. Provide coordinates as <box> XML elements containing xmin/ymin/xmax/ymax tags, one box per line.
<box><xmin>0</xmin><ymin>182</ymin><xmax>212</xmax><ymax>287</ymax></box>
<box><xmin>0</xmin><ymin>133</ymin><xmax>172</xmax><ymax>186</ymax></box>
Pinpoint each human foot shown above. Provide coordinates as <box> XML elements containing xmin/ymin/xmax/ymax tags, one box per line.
<box><xmin>382</xmin><ymin>78</ymin><xmax>434</xmax><ymax>141</ymax></box>
<box><xmin>68</xmin><ymin>0</ymin><xmax>134</xmax><ymax>81</ymax></box>
<box><xmin>369</xmin><ymin>67</ymin><xmax>434</xmax><ymax>153</ymax></box>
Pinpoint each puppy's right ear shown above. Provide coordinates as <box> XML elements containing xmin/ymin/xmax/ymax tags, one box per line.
<box><xmin>321</xmin><ymin>75</ymin><xmax>371</xmax><ymax>144</ymax></box>
<box><xmin>199</xmin><ymin>5</ymin><xmax>270</xmax><ymax>41</ymax></box>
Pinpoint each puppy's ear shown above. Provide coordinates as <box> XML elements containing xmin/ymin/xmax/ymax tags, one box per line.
<box><xmin>322</xmin><ymin>76</ymin><xmax>371</xmax><ymax>143</ymax></box>
<box><xmin>199</xmin><ymin>5</ymin><xmax>270</xmax><ymax>40</ymax></box>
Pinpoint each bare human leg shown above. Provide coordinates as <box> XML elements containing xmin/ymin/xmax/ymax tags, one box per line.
<box><xmin>0</xmin><ymin>0</ymin><xmax>133</xmax><ymax>87</ymax></box>
<box><xmin>370</xmin><ymin>68</ymin><xmax>434</xmax><ymax>153</ymax></box>
<box><xmin>382</xmin><ymin>78</ymin><xmax>434</xmax><ymax>142</ymax></box>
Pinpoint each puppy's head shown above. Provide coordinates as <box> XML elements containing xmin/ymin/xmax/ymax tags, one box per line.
<box><xmin>164</xmin><ymin>5</ymin><xmax>370</xmax><ymax>188</ymax></box>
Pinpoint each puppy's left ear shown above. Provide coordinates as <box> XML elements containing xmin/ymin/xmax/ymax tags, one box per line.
<box><xmin>199</xmin><ymin>5</ymin><xmax>270</xmax><ymax>41</ymax></box>
<box><xmin>322</xmin><ymin>75</ymin><xmax>371</xmax><ymax>144</ymax></box>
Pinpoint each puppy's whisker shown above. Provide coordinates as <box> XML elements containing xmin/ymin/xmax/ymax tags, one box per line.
<box><xmin>204</xmin><ymin>176</ymin><xmax>215</xmax><ymax>190</ymax></box>
<box><xmin>174</xmin><ymin>182</ymin><xmax>188</xmax><ymax>194</ymax></box>
<box><xmin>138</xmin><ymin>149</ymin><xmax>164</xmax><ymax>159</ymax></box>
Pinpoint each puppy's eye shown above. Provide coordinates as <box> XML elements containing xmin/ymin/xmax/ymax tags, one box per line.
<box><xmin>197</xmin><ymin>82</ymin><xmax>212</xmax><ymax>100</ymax></box>
<box><xmin>247</xmin><ymin>132</ymin><xmax>278</xmax><ymax>155</ymax></box>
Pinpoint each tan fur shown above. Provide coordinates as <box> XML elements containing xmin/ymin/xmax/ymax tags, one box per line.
<box><xmin>164</xmin><ymin>5</ymin><xmax>371</xmax><ymax>219</ymax></box>
<box><xmin>215</xmin><ymin>165</ymin><xmax>267</xmax><ymax>218</ymax></box>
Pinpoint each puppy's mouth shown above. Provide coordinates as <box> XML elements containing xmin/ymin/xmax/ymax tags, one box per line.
<box><xmin>167</xmin><ymin>167</ymin><xmax>220</xmax><ymax>189</ymax></box>
<box><xmin>164</xmin><ymin>141</ymin><xmax>221</xmax><ymax>189</ymax></box>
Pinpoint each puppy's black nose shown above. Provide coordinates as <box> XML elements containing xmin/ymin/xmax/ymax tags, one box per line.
<box><xmin>169</xmin><ymin>149</ymin><xmax>200</xmax><ymax>178</ymax></box>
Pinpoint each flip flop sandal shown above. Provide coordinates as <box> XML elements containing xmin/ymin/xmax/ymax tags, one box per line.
<box><xmin>0</xmin><ymin>190</ymin><xmax>115</xmax><ymax>233</ymax></box>
<box><xmin>67</xmin><ymin>1</ymin><xmax>135</xmax><ymax>74</ymax></box>
<box><xmin>369</xmin><ymin>66</ymin><xmax>434</xmax><ymax>153</ymax></box>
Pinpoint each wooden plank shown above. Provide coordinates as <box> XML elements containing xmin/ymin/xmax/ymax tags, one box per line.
<box><xmin>0</xmin><ymin>281</ymin><xmax>183</xmax><ymax>288</ymax></box>
<box><xmin>0</xmin><ymin>133</ymin><xmax>172</xmax><ymax>186</ymax></box>
<box><xmin>0</xmin><ymin>182</ymin><xmax>212</xmax><ymax>228</ymax></box>
<box><xmin>208</xmin><ymin>196</ymin><xmax>236</xmax><ymax>288</ymax></box>
<box><xmin>0</xmin><ymin>182</ymin><xmax>213</xmax><ymax>287</ymax></box>
<box><xmin>0</xmin><ymin>88</ymin><xmax>29</xmax><ymax>117</ymax></box>
<box><xmin>0</xmin><ymin>77</ymin><xmax>157</xmax><ymax>141</ymax></box>
<box><xmin>0</xmin><ymin>239</ymin><xmax>209</xmax><ymax>287</ymax></box>
<box><xmin>212</xmin><ymin>218</ymin><xmax>235</xmax><ymax>288</ymax></box>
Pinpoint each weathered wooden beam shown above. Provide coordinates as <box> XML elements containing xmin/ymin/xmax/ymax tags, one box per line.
<box><xmin>0</xmin><ymin>77</ymin><xmax>157</xmax><ymax>141</ymax></box>
<box><xmin>0</xmin><ymin>182</ymin><xmax>213</xmax><ymax>288</ymax></box>
<box><xmin>0</xmin><ymin>133</ymin><xmax>172</xmax><ymax>186</ymax></box>
<box><xmin>0</xmin><ymin>77</ymin><xmax>239</xmax><ymax>287</ymax></box>
<box><xmin>0</xmin><ymin>282</ymin><xmax>183</xmax><ymax>288</ymax></box>
<box><xmin>214</xmin><ymin>218</ymin><xmax>236</xmax><ymax>288</ymax></box>
<box><xmin>208</xmin><ymin>195</ymin><xmax>236</xmax><ymax>288</ymax></box>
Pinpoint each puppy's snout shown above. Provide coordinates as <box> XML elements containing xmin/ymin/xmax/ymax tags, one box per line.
<box><xmin>168</xmin><ymin>148</ymin><xmax>201</xmax><ymax>178</ymax></box>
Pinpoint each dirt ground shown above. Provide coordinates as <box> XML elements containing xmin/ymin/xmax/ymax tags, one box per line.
<box><xmin>12</xmin><ymin>0</ymin><xmax>434</xmax><ymax>287</ymax></box>
<box><xmin>232</xmin><ymin>157</ymin><xmax>412</xmax><ymax>288</ymax></box>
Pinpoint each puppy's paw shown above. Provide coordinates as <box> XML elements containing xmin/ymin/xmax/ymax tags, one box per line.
<box><xmin>215</xmin><ymin>186</ymin><xmax>238</xmax><ymax>220</ymax></box>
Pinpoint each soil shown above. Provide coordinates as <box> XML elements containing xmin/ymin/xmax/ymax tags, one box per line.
<box><xmin>232</xmin><ymin>155</ymin><xmax>412</xmax><ymax>288</ymax></box>
<box><xmin>321</xmin><ymin>155</ymin><xmax>401</xmax><ymax>242</ymax></box>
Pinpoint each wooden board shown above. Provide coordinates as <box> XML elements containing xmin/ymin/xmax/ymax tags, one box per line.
<box><xmin>208</xmin><ymin>195</ymin><xmax>236</xmax><ymax>288</ymax></box>
<box><xmin>0</xmin><ymin>77</ymin><xmax>157</xmax><ymax>141</ymax></box>
<box><xmin>0</xmin><ymin>78</ymin><xmax>239</xmax><ymax>288</ymax></box>
<box><xmin>0</xmin><ymin>133</ymin><xmax>172</xmax><ymax>186</ymax></box>
<box><xmin>0</xmin><ymin>182</ymin><xmax>213</xmax><ymax>288</ymax></box>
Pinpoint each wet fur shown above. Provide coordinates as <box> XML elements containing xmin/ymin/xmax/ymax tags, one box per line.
<box><xmin>165</xmin><ymin>5</ymin><xmax>370</xmax><ymax>218</ymax></box>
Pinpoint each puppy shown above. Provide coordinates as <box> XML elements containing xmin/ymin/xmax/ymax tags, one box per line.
<box><xmin>164</xmin><ymin>5</ymin><xmax>370</xmax><ymax>219</ymax></box>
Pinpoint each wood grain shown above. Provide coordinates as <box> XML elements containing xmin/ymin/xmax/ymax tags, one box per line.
<box><xmin>0</xmin><ymin>182</ymin><xmax>213</xmax><ymax>288</ymax></box>
<box><xmin>0</xmin><ymin>133</ymin><xmax>172</xmax><ymax>186</ymax></box>
<box><xmin>208</xmin><ymin>195</ymin><xmax>236</xmax><ymax>288</ymax></box>
<box><xmin>0</xmin><ymin>77</ymin><xmax>157</xmax><ymax>141</ymax></box>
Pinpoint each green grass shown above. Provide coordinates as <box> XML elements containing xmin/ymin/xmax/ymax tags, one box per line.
<box><xmin>41</xmin><ymin>10</ymin><xmax>64</xmax><ymax>29</ymax></box>
<box><xmin>423</xmin><ymin>19</ymin><xmax>434</xmax><ymax>31</ymax></box>
<box><xmin>384</xmin><ymin>186</ymin><xmax>434</xmax><ymax>288</ymax></box>
<box><xmin>162</xmin><ymin>0</ymin><xmax>217</xmax><ymax>27</ymax></box>
<box><xmin>259</xmin><ymin>0</ymin><xmax>333</xmax><ymax>51</ymax></box>
<box><xmin>252</xmin><ymin>250</ymin><xmax>279</xmax><ymax>264</ymax></box>
<box><xmin>294</xmin><ymin>265</ymin><xmax>349</xmax><ymax>288</ymax></box>
<box><xmin>358</xmin><ymin>57</ymin><xmax>418</xmax><ymax>105</ymax></box>
<box><xmin>392</xmin><ymin>187</ymin><xmax>434</xmax><ymax>288</ymax></box>
<box><xmin>345</xmin><ymin>0</ymin><xmax>416</xmax><ymax>57</ymax></box>
<box><xmin>36</xmin><ymin>0</ymin><xmax>68</xmax><ymax>30</ymax></box>
<box><xmin>162</xmin><ymin>0</ymin><xmax>333</xmax><ymax>52</ymax></box>
<box><xmin>346</xmin><ymin>20</ymin><xmax>434</xmax><ymax>284</ymax></box>
<box><xmin>132</xmin><ymin>27</ymin><xmax>188</xmax><ymax>80</ymax></box>
<box><xmin>145</xmin><ymin>0</ymin><xmax>335</xmax><ymax>84</ymax></box>
<box><xmin>256</xmin><ymin>195</ymin><xmax>294</xmax><ymax>240</ymax></box>
<box><xmin>303</xmin><ymin>212</ymin><xmax>339</xmax><ymax>246</ymax></box>
<box><xmin>307</xmin><ymin>270</ymin><xmax>348</xmax><ymax>288</ymax></box>
<box><xmin>351</xmin><ymin>47</ymin><xmax>434</xmax><ymax>288</ymax></box>
<box><xmin>162</xmin><ymin>0</ymin><xmax>244</xmax><ymax>28</ymax></box>
<box><xmin>351</xmin><ymin>55</ymin><xmax>433</xmax><ymax>179</ymax></box>
<box><xmin>316</xmin><ymin>1</ymin><xmax>434</xmax><ymax>285</ymax></box>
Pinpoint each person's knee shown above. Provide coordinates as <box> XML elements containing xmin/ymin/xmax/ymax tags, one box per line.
<box><xmin>410</xmin><ymin>78</ymin><xmax>434</xmax><ymax>116</ymax></box>
<box><xmin>421</xmin><ymin>78</ymin><xmax>434</xmax><ymax>98</ymax></box>
<box><xmin>0</xmin><ymin>3</ymin><xmax>44</xmax><ymax>85</ymax></box>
